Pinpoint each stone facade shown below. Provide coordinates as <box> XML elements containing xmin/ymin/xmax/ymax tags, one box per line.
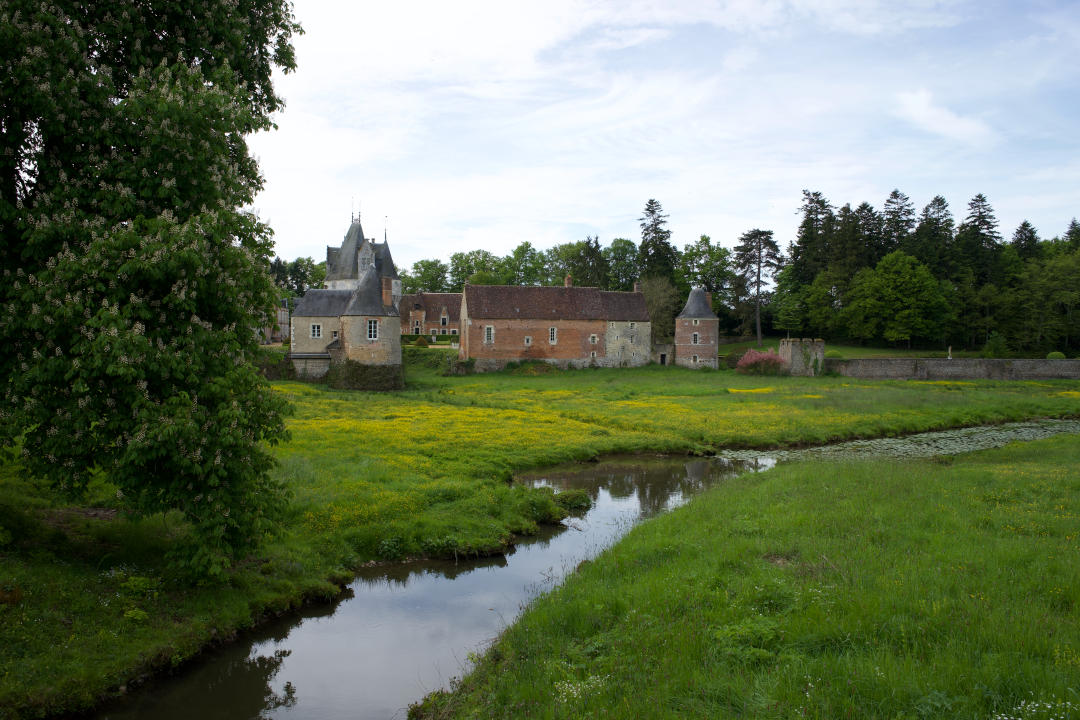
<box><xmin>459</xmin><ymin>281</ymin><xmax>651</xmax><ymax>371</ymax></box>
<box><xmin>827</xmin><ymin>358</ymin><xmax>1080</xmax><ymax>380</ymax></box>
<box><xmin>779</xmin><ymin>338</ymin><xmax>825</xmax><ymax>376</ymax></box>
<box><xmin>287</xmin><ymin>221</ymin><xmax>402</xmax><ymax>379</ymax></box>
<box><xmin>674</xmin><ymin>288</ymin><xmax>719</xmax><ymax>369</ymax></box>
<box><xmin>400</xmin><ymin>292</ymin><xmax>461</xmax><ymax>337</ymax></box>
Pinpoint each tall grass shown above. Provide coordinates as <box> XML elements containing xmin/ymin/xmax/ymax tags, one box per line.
<box><xmin>1</xmin><ymin>356</ymin><xmax>1078</xmax><ymax>717</ymax></box>
<box><xmin>412</xmin><ymin>434</ymin><xmax>1080</xmax><ymax>719</ymax></box>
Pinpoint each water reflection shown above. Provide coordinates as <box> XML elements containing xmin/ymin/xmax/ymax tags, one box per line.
<box><xmin>89</xmin><ymin>419</ymin><xmax>1078</xmax><ymax>720</ymax></box>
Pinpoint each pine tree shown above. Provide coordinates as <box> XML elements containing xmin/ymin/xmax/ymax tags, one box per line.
<box><xmin>637</xmin><ymin>199</ymin><xmax>679</xmax><ymax>280</ymax></box>
<box><xmin>1010</xmin><ymin>221</ymin><xmax>1041</xmax><ymax>261</ymax></box>
<box><xmin>881</xmin><ymin>189</ymin><xmax>916</xmax><ymax>258</ymax></box>
<box><xmin>733</xmin><ymin>228</ymin><xmax>781</xmax><ymax>346</ymax></box>
<box><xmin>955</xmin><ymin>193</ymin><xmax>1002</xmax><ymax>284</ymax></box>
<box><xmin>912</xmin><ymin>196</ymin><xmax>955</xmax><ymax>277</ymax></box>
<box><xmin>789</xmin><ymin>190</ymin><xmax>835</xmax><ymax>286</ymax></box>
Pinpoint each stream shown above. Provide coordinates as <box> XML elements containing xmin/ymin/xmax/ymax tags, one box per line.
<box><xmin>91</xmin><ymin>419</ymin><xmax>1080</xmax><ymax>720</ymax></box>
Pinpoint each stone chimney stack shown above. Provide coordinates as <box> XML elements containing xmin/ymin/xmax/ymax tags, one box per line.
<box><xmin>564</xmin><ymin>274</ymin><xmax>572</xmax><ymax>287</ymax></box>
<box><xmin>705</xmin><ymin>291</ymin><xmax>713</xmax><ymax>307</ymax></box>
<box><xmin>381</xmin><ymin>276</ymin><xmax>393</xmax><ymax>307</ymax></box>
<box><xmin>633</xmin><ymin>281</ymin><xmax>641</xmax><ymax>293</ymax></box>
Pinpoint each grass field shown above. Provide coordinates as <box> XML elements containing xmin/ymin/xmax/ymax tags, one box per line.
<box><xmin>1</xmin><ymin>350</ymin><xmax>1078</xmax><ymax>717</ymax></box>
<box><xmin>411</xmin><ymin>434</ymin><xmax>1080</xmax><ymax>720</ymax></box>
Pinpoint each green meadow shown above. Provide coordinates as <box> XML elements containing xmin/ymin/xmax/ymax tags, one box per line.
<box><xmin>410</xmin><ymin>434</ymin><xmax>1080</xmax><ymax>720</ymax></box>
<box><xmin>1</xmin><ymin>348</ymin><xmax>1078</xmax><ymax>717</ymax></box>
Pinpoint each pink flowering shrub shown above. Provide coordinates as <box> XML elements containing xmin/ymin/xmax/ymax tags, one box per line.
<box><xmin>735</xmin><ymin>349</ymin><xmax>788</xmax><ymax>375</ymax></box>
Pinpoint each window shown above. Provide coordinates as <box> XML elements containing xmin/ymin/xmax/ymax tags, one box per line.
<box><xmin>310</xmin><ymin>323</ymin><xmax>321</xmax><ymax>339</ymax></box>
<box><xmin>367</xmin><ymin>319</ymin><xmax>379</xmax><ymax>340</ymax></box>
<box><xmin>609</xmin><ymin>321</ymin><xmax>615</xmax><ymax>328</ymax></box>
<box><xmin>693</xmin><ymin>318</ymin><xmax>700</xmax><ymax>326</ymax></box>
<box><xmin>692</xmin><ymin>354</ymin><xmax>699</xmax><ymax>364</ymax></box>
<box><xmin>413</xmin><ymin>321</ymin><xmax>421</xmax><ymax>333</ymax></box>
<box><xmin>440</xmin><ymin>316</ymin><xmax>447</xmax><ymax>326</ymax></box>
<box><xmin>590</xmin><ymin>351</ymin><xmax>597</xmax><ymax>359</ymax></box>
<box><xmin>332</xmin><ymin>330</ymin><xmax>339</xmax><ymax>339</ymax></box>
<box><xmin>451</xmin><ymin>328</ymin><xmax>458</xmax><ymax>335</ymax></box>
<box><xmin>629</xmin><ymin>335</ymin><xmax>634</xmax><ymax>343</ymax></box>
<box><xmin>549</xmin><ymin>327</ymin><xmax>557</xmax><ymax>344</ymax></box>
<box><xmin>692</xmin><ymin>332</ymin><xmax>699</xmax><ymax>345</ymax></box>
<box><xmin>440</xmin><ymin>328</ymin><xmax>447</xmax><ymax>335</ymax></box>
<box><xmin>629</xmin><ymin>322</ymin><xmax>636</xmax><ymax>329</ymax></box>
<box><xmin>589</xmin><ymin>334</ymin><xmax>598</xmax><ymax>345</ymax></box>
<box><xmin>484</xmin><ymin>325</ymin><xmax>494</xmax><ymax>344</ymax></box>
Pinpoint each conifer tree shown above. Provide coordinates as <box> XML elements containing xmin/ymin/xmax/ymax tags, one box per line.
<box><xmin>733</xmin><ymin>228</ymin><xmax>781</xmax><ymax>346</ymax></box>
<box><xmin>881</xmin><ymin>189</ymin><xmax>917</xmax><ymax>258</ymax></box>
<box><xmin>637</xmin><ymin>199</ymin><xmax>679</xmax><ymax>280</ymax></box>
<box><xmin>1010</xmin><ymin>221</ymin><xmax>1041</xmax><ymax>261</ymax></box>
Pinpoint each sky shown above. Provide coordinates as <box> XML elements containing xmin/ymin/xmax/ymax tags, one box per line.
<box><xmin>248</xmin><ymin>0</ymin><xmax>1080</xmax><ymax>271</ymax></box>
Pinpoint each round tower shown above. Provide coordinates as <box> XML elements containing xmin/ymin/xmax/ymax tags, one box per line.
<box><xmin>674</xmin><ymin>287</ymin><xmax>719</xmax><ymax>369</ymax></box>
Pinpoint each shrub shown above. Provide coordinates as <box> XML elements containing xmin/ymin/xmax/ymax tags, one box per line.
<box><xmin>825</xmin><ymin>349</ymin><xmax>843</xmax><ymax>359</ymax></box>
<box><xmin>736</xmin><ymin>349</ymin><xmax>787</xmax><ymax>375</ymax></box>
<box><xmin>325</xmin><ymin>360</ymin><xmax>404</xmax><ymax>391</ymax></box>
<box><xmin>1047</xmin><ymin>351</ymin><xmax>1066</xmax><ymax>360</ymax></box>
<box><xmin>981</xmin><ymin>332</ymin><xmax>1009</xmax><ymax>359</ymax></box>
<box><xmin>724</xmin><ymin>349</ymin><xmax>748</xmax><ymax>369</ymax></box>
<box><xmin>414</xmin><ymin>335</ymin><xmax>429</xmax><ymax>347</ymax></box>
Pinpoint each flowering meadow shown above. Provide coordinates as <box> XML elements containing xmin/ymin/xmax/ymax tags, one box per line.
<box><xmin>1</xmin><ymin>351</ymin><xmax>1078</xmax><ymax>717</ymax></box>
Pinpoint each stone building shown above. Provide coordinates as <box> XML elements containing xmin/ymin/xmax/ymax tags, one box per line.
<box><xmin>288</xmin><ymin>221</ymin><xmax>402</xmax><ymax>378</ymax></box>
<box><xmin>459</xmin><ymin>277</ymin><xmax>650</xmax><ymax>371</ymax></box>
<box><xmin>674</xmin><ymin>287</ymin><xmax>719</xmax><ymax>369</ymax></box>
<box><xmin>400</xmin><ymin>292</ymin><xmax>462</xmax><ymax>337</ymax></box>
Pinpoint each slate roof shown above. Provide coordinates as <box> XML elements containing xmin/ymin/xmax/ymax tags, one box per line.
<box><xmin>399</xmin><ymin>292</ymin><xmax>463</xmax><ymax>324</ymax></box>
<box><xmin>292</xmin><ymin>289</ymin><xmax>353</xmax><ymax>317</ymax></box>
<box><xmin>325</xmin><ymin>221</ymin><xmax>399</xmax><ymax>282</ymax></box>
<box><xmin>343</xmin><ymin>266</ymin><xmax>396</xmax><ymax>316</ymax></box>
<box><xmin>677</xmin><ymin>287</ymin><xmax>717</xmax><ymax>319</ymax></box>
<box><xmin>463</xmin><ymin>285</ymin><xmax>649</xmax><ymax>322</ymax></box>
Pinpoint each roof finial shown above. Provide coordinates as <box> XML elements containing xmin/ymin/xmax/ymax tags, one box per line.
<box><xmin>384</xmin><ymin>215</ymin><xmax>388</xmax><ymax>243</ymax></box>
<box><xmin>350</xmin><ymin>196</ymin><xmax>354</xmax><ymax>223</ymax></box>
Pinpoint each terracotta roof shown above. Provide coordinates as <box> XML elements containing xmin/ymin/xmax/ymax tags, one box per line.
<box><xmin>677</xmin><ymin>287</ymin><xmax>717</xmax><ymax>319</ymax></box>
<box><xmin>464</xmin><ymin>285</ymin><xmax>649</xmax><ymax>322</ymax></box>
<box><xmin>400</xmin><ymin>292</ymin><xmax>462</xmax><ymax>325</ymax></box>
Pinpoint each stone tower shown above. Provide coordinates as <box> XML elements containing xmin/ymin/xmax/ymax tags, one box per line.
<box><xmin>674</xmin><ymin>287</ymin><xmax>719</xmax><ymax>369</ymax></box>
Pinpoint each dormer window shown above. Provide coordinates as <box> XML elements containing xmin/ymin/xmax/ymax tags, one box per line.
<box><xmin>441</xmin><ymin>315</ymin><xmax>448</xmax><ymax>326</ymax></box>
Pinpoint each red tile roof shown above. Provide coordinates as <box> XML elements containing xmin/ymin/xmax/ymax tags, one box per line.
<box><xmin>399</xmin><ymin>293</ymin><xmax>462</xmax><ymax>325</ymax></box>
<box><xmin>463</xmin><ymin>285</ymin><xmax>649</xmax><ymax>322</ymax></box>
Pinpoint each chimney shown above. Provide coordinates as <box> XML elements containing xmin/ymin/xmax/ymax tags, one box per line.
<box><xmin>705</xmin><ymin>291</ymin><xmax>713</xmax><ymax>307</ymax></box>
<box><xmin>633</xmin><ymin>281</ymin><xmax>641</xmax><ymax>293</ymax></box>
<box><xmin>381</xmin><ymin>276</ymin><xmax>392</xmax><ymax>307</ymax></box>
<box><xmin>564</xmin><ymin>274</ymin><xmax>572</xmax><ymax>287</ymax></box>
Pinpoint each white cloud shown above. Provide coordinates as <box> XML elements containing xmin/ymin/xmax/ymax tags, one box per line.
<box><xmin>895</xmin><ymin>89</ymin><xmax>998</xmax><ymax>147</ymax></box>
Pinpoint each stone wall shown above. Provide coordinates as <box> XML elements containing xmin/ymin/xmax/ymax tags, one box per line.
<box><xmin>826</xmin><ymin>358</ymin><xmax>1080</xmax><ymax>380</ymax></box>
<box><xmin>604</xmin><ymin>321</ymin><xmax>651</xmax><ymax>367</ymax></box>
<box><xmin>290</xmin><ymin>355</ymin><xmax>330</xmax><ymax>379</ymax></box>
<box><xmin>780</xmin><ymin>338</ymin><xmax>825</xmax><ymax>376</ymax></box>
<box><xmin>674</xmin><ymin>317</ymin><xmax>719</xmax><ymax>369</ymax></box>
<box><xmin>290</xmin><ymin>315</ymin><xmax>341</xmax><ymax>354</ymax></box>
<box><xmin>342</xmin><ymin>315</ymin><xmax>402</xmax><ymax>366</ymax></box>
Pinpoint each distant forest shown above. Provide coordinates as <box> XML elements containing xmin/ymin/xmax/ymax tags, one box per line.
<box><xmin>272</xmin><ymin>194</ymin><xmax>1080</xmax><ymax>354</ymax></box>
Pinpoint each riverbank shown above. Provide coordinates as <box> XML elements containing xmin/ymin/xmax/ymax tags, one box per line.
<box><xmin>1</xmin><ymin>354</ymin><xmax>1078</xmax><ymax>717</ymax></box>
<box><xmin>411</xmin><ymin>433</ymin><xmax>1080</xmax><ymax>719</ymax></box>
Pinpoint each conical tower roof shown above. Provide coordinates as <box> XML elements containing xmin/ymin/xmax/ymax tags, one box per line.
<box><xmin>677</xmin><ymin>287</ymin><xmax>717</xmax><ymax>319</ymax></box>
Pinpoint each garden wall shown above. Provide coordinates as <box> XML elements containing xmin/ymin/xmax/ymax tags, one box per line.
<box><xmin>826</xmin><ymin>358</ymin><xmax>1080</xmax><ymax>380</ymax></box>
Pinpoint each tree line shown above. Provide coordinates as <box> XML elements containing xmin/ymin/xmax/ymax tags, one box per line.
<box><xmin>773</xmin><ymin>190</ymin><xmax>1080</xmax><ymax>354</ymax></box>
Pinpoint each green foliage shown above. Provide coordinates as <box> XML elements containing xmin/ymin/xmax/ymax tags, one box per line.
<box><xmin>637</xmin><ymin>199</ymin><xmax>678</xmax><ymax>280</ymax></box>
<box><xmin>733</xmin><ymin>228</ymin><xmax>781</xmax><ymax>344</ymax></box>
<box><xmin>414</xmin><ymin>335</ymin><xmax>430</xmax><ymax>347</ymax></box>
<box><xmin>324</xmin><ymin>360</ymin><xmax>404</xmax><ymax>391</ymax></box>
<box><xmin>1046</xmin><ymin>351</ymin><xmax>1065</xmax><ymax>360</ymax></box>
<box><xmin>0</xmin><ymin>0</ymin><xmax>299</xmax><ymax>577</ymax></box>
<box><xmin>602</xmin><ymin>238</ymin><xmax>639</xmax><ymax>291</ymax></box>
<box><xmin>982</xmin><ymin>332</ymin><xmax>1010</xmax><ymax>358</ymax></box>
<box><xmin>639</xmin><ymin>276</ymin><xmax>681</xmax><ymax>343</ymax></box>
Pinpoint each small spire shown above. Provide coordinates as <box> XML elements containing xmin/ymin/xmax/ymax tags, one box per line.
<box><xmin>384</xmin><ymin>215</ymin><xmax>388</xmax><ymax>243</ymax></box>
